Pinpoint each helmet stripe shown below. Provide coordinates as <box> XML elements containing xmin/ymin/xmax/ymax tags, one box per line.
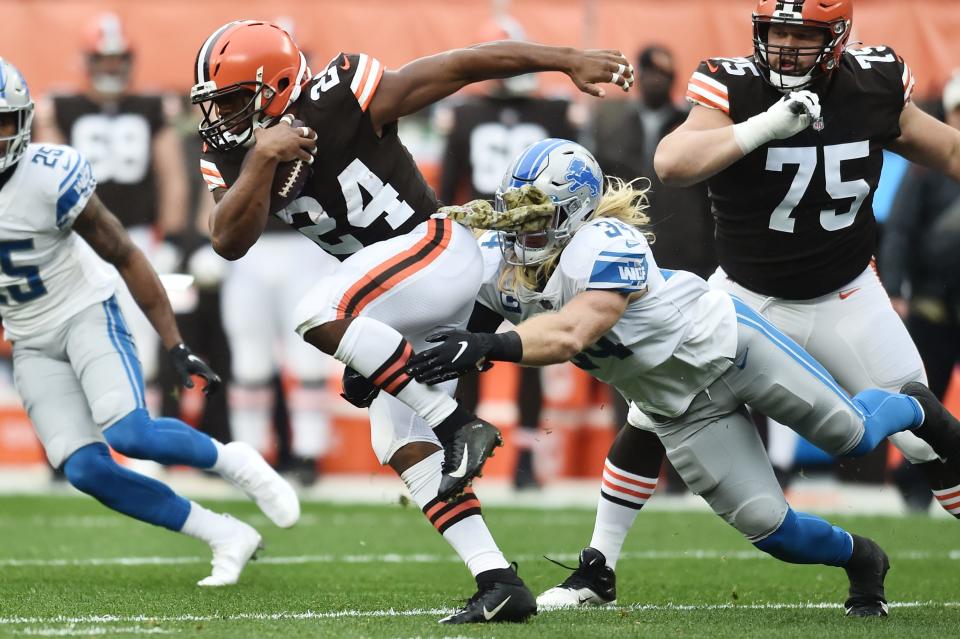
<box><xmin>513</xmin><ymin>138</ymin><xmax>566</xmax><ymax>180</ymax></box>
<box><xmin>509</xmin><ymin>138</ymin><xmax>567</xmax><ymax>189</ymax></box>
<box><xmin>196</xmin><ymin>21</ymin><xmax>243</xmax><ymax>83</ymax></box>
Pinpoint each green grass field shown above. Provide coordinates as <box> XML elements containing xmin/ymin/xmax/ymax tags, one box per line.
<box><xmin>1</xmin><ymin>495</ymin><xmax>957</xmax><ymax>638</ymax></box>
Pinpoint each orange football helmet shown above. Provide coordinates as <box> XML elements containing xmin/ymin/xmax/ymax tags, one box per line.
<box><xmin>190</xmin><ymin>20</ymin><xmax>310</xmax><ymax>150</ymax></box>
<box><xmin>753</xmin><ymin>0</ymin><xmax>853</xmax><ymax>90</ymax></box>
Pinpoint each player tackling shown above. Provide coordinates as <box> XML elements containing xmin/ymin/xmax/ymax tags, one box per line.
<box><xmin>405</xmin><ymin>138</ymin><xmax>960</xmax><ymax>617</ymax></box>
<box><xmin>0</xmin><ymin>58</ymin><xmax>299</xmax><ymax>587</ymax></box>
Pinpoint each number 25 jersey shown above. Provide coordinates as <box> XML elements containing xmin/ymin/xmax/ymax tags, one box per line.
<box><xmin>200</xmin><ymin>52</ymin><xmax>439</xmax><ymax>260</ymax></box>
<box><xmin>686</xmin><ymin>47</ymin><xmax>915</xmax><ymax>299</ymax></box>
<box><xmin>0</xmin><ymin>144</ymin><xmax>116</xmax><ymax>340</ymax></box>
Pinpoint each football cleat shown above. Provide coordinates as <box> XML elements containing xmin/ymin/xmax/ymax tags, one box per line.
<box><xmin>843</xmin><ymin>534</ymin><xmax>890</xmax><ymax>618</ymax></box>
<box><xmin>437</xmin><ymin>420</ymin><xmax>503</xmax><ymax>501</ymax></box>
<box><xmin>537</xmin><ymin>547</ymin><xmax>617</xmax><ymax>609</ymax></box>
<box><xmin>197</xmin><ymin>515</ymin><xmax>263</xmax><ymax>587</ymax></box>
<box><xmin>439</xmin><ymin>567</ymin><xmax>536</xmax><ymax>624</ymax></box>
<box><xmin>901</xmin><ymin>382</ymin><xmax>960</xmax><ymax>463</ymax></box>
<box><xmin>221</xmin><ymin>442</ymin><xmax>301</xmax><ymax>528</ymax></box>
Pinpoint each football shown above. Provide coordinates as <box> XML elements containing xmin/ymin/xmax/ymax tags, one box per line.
<box><xmin>269</xmin><ymin>119</ymin><xmax>312</xmax><ymax>213</ymax></box>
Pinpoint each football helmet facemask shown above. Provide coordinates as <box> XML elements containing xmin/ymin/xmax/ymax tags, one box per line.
<box><xmin>496</xmin><ymin>139</ymin><xmax>604</xmax><ymax>266</ymax></box>
<box><xmin>0</xmin><ymin>58</ymin><xmax>35</xmax><ymax>172</ymax></box>
<box><xmin>752</xmin><ymin>0</ymin><xmax>853</xmax><ymax>91</ymax></box>
<box><xmin>191</xmin><ymin>20</ymin><xmax>310</xmax><ymax>151</ymax></box>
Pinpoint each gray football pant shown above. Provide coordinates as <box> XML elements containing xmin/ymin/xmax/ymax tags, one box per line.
<box><xmin>653</xmin><ymin>316</ymin><xmax>868</xmax><ymax>542</ymax></box>
<box><xmin>13</xmin><ymin>296</ymin><xmax>145</xmax><ymax>468</ymax></box>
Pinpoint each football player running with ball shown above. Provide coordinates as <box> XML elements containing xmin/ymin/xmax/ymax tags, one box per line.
<box><xmin>191</xmin><ymin>20</ymin><xmax>632</xmax><ymax>623</ymax></box>
<box><xmin>520</xmin><ymin>0</ymin><xmax>960</xmax><ymax>615</ymax></box>
<box><xmin>406</xmin><ymin>138</ymin><xmax>960</xmax><ymax>617</ymax></box>
<box><xmin>0</xmin><ymin>59</ymin><xmax>300</xmax><ymax>587</ymax></box>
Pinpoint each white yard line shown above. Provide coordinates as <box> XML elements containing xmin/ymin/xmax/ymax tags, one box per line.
<box><xmin>2</xmin><ymin>548</ymin><xmax>959</xmax><ymax>568</ymax></box>
<box><xmin>3</xmin><ymin>601</ymin><xmax>959</xmax><ymax>626</ymax></box>
<box><xmin>14</xmin><ymin>627</ymin><xmax>173</xmax><ymax>636</ymax></box>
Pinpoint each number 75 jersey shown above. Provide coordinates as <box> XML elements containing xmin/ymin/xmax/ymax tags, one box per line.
<box><xmin>200</xmin><ymin>52</ymin><xmax>438</xmax><ymax>260</ymax></box>
<box><xmin>686</xmin><ymin>47</ymin><xmax>915</xmax><ymax>299</ymax></box>
<box><xmin>0</xmin><ymin>144</ymin><xmax>117</xmax><ymax>340</ymax></box>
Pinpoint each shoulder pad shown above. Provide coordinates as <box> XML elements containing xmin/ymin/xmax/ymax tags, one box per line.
<box><xmin>686</xmin><ymin>57</ymin><xmax>761</xmax><ymax>115</ymax></box>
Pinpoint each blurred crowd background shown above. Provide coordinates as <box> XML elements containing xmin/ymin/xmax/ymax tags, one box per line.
<box><xmin>1</xmin><ymin>0</ymin><xmax>959</xmax><ymax>512</ymax></box>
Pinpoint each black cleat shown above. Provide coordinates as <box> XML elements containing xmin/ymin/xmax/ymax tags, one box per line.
<box><xmin>537</xmin><ymin>547</ymin><xmax>617</xmax><ymax>609</ymax></box>
<box><xmin>439</xmin><ymin>566</ymin><xmax>536</xmax><ymax>624</ymax></box>
<box><xmin>844</xmin><ymin>535</ymin><xmax>890</xmax><ymax>618</ymax></box>
<box><xmin>901</xmin><ymin>382</ymin><xmax>960</xmax><ymax>463</ymax></box>
<box><xmin>438</xmin><ymin>420</ymin><xmax>502</xmax><ymax>501</ymax></box>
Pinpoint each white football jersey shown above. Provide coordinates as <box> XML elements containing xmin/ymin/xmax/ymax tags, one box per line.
<box><xmin>477</xmin><ymin>218</ymin><xmax>738</xmax><ymax>417</ymax></box>
<box><xmin>0</xmin><ymin>144</ymin><xmax>116</xmax><ymax>340</ymax></box>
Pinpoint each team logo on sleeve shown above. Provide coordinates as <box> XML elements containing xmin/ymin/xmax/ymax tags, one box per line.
<box><xmin>565</xmin><ymin>157</ymin><xmax>601</xmax><ymax>198</ymax></box>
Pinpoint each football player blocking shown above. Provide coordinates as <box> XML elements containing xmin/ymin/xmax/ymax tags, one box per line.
<box><xmin>0</xmin><ymin>59</ymin><xmax>300</xmax><ymax>587</ymax></box>
<box><xmin>508</xmin><ymin>0</ymin><xmax>960</xmax><ymax>615</ymax></box>
<box><xmin>190</xmin><ymin>20</ymin><xmax>633</xmax><ymax>624</ymax></box>
<box><xmin>406</xmin><ymin>138</ymin><xmax>960</xmax><ymax>617</ymax></box>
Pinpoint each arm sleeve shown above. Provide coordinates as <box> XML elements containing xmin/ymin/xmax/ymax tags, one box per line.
<box><xmin>52</xmin><ymin>147</ymin><xmax>97</xmax><ymax>230</ymax></box>
<box><xmin>685</xmin><ymin>61</ymin><xmax>730</xmax><ymax>115</ymax></box>
<box><xmin>466</xmin><ymin>301</ymin><xmax>505</xmax><ymax>334</ymax></box>
<box><xmin>878</xmin><ymin>166</ymin><xmax>926</xmax><ymax>297</ymax></box>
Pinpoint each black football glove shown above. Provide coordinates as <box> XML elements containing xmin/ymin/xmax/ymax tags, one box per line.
<box><xmin>405</xmin><ymin>330</ymin><xmax>522</xmax><ymax>385</ymax></box>
<box><xmin>169</xmin><ymin>343</ymin><xmax>222</xmax><ymax>396</ymax></box>
<box><xmin>340</xmin><ymin>366</ymin><xmax>380</xmax><ymax>408</ymax></box>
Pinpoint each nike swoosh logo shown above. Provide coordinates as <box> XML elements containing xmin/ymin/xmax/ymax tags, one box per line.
<box><xmin>483</xmin><ymin>595</ymin><xmax>512</xmax><ymax>620</ymax></box>
<box><xmin>706</xmin><ymin>60</ymin><xmax>720</xmax><ymax>73</ymax></box>
<box><xmin>838</xmin><ymin>287</ymin><xmax>860</xmax><ymax>300</ymax></box>
<box><xmin>339</xmin><ymin>56</ymin><xmax>351</xmax><ymax>71</ymax></box>
<box><xmin>624</xmin><ymin>240</ymin><xmax>641</xmax><ymax>248</ymax></box>
<box><xmin>734</xmin><ymin>347</ymin><xmax>749</xmax><ymax>370</ymax></box>
<box><xmin>447</xmin><ymin>444</ymin><xmax>470</xmax><ymax>478</ymax></box>
<box><xmin>451</xmin><ymin>341</ymin><xmax>469</xmax><ymax>363</ymax></box>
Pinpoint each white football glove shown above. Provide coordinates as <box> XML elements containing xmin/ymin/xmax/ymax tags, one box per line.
<box><xmin>733</xmin><ymin>90</ymin><xmax>821</xmax><ymax>154</ymax></box>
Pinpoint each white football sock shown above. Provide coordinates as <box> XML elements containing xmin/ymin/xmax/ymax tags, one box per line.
<box><xmin>588</xmin><ymin>459</ymin><xmax>657</xmax><ymax>569</ymax></box>
<box><xmin>179</xmin><ymin>501</ymin><xmax>237</xmax><ymax>543</ymax></box>
<box><xmin>401</xmin><ymin>450</ymin><xmax>509</xmax><ymax>576</ymax></box>
<box><xmin>335</xmin><ymin>317</ymin><xmax>458</xmax><ymax>428</ymax></box>
<box><xmin>288</xmin><ymin>383</ymin><xmax>332</xmax><ymax>458</ymax></box>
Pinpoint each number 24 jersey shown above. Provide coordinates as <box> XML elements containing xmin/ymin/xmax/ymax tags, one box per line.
<box><xmin>201</xmin><ymin>52</ymin><xmax>439</xmax><ymax>260</ymax></box>
<box><xmin>686</xmin><ymin>46</ymin><xmax>915</xmax><ymax>299</ymax></box>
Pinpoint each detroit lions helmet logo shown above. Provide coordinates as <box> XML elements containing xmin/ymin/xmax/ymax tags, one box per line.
<box><xmin>565</xmin><ymin>157</ymin><xmax>601</xmax><ymax>198</ymax></box>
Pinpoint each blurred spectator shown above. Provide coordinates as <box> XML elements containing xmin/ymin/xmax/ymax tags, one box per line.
<box><xmin>584</xmin><ymin>45</ymin><xmax>716</xmax><ymax>279</ymax></box>
<box><xmin>438</xmin><ymin>15</ymin><xmax>579</xmax><ymax>489</ymax></box>
<box><xmin>34</xmin><ymin>12</ymin><xmax>188</xmax><ymax>415</ymax></box>
<box><xmin>881</xmin><ymin>72</ymin><xmax>960</xmax><ymax>401</ymax></box>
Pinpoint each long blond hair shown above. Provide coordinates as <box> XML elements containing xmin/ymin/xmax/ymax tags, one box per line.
<box><xmin>499</xmin><ymin>177</ymin><xmax>654</xmax><ymax>295</ymax></box>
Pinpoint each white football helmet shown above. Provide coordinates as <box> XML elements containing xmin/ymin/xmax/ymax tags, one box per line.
<box><xmin>496</xmin><ymin>138</ymin><xmax>603</xmax><ymax>266</ymax></box>
<box><xmin>0</xmin><ymin>58</ymin><xmax>34</xmax><ymax>172</ymax></box>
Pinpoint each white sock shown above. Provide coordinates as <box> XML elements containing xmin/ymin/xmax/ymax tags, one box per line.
<box><xmin>228</xmin><ymin>384</ymin><xmax>273</xmax><ymax>455</ymax></box>
<box><xmin>178</xmin><ymin>501</ymin><xmax>235</xmax><ymax>543</ymax></box>
<box><xmin>289</xmin><ymin>383</ymin><xmax>332</xmax><ymax>458</ymax></box>
<box><xmin>589</xmin><ymin>459</ymin><xmax>657</xmax><ymax>569</ymax></box>
<box><xmin>401</xmin><ymin>450</ymin><xmax>509</xmax><ymax>576</ymax></box>
<box><xmin>335</xmin><ymin>317</ymin><xmax>458</xmax><ymax>427</ymax></box>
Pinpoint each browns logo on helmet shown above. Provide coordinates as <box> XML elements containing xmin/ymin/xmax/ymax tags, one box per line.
<box><xmin>190</xmin><ymin>20</ymin><xmax>311</xmax><ymax>150</ymax></box>
<box><xmin>752</xmin><ymin>0</ymin><xmax>853</xmax><ymax>91</ymax></box>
